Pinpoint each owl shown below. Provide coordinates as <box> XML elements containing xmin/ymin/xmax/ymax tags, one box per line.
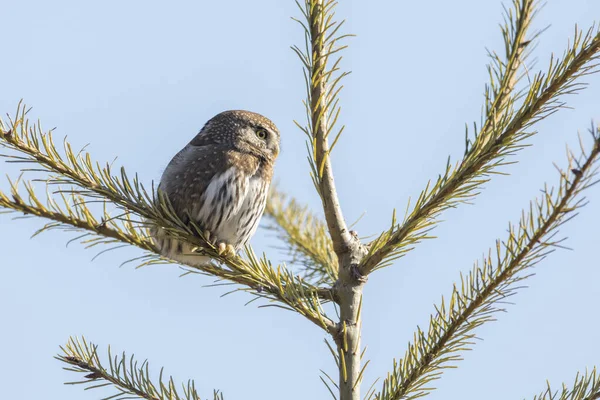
<box><xmin>151</xmin><ymin>110</ymin><xmax>280</xmax><ymax>266</ymax></box>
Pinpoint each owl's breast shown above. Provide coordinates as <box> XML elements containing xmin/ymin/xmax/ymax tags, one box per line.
<box><xmin>213</xmin><ymin>173</ymin><xmax>269</xmax><ymax>247</ymax></box>
<box><xmin>192</xmin><ymin>165</ymin><xmax>269</xmax><ymax>248</ymax></box>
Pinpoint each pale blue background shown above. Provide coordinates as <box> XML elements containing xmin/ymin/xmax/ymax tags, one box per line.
<box><xmin>1</xmin><ymin>1</ymin><xmax>599</xmax><ymax>399</ymax></box>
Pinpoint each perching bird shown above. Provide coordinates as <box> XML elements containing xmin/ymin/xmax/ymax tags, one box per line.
<box><xmin>151</xmin><ymin>110</ymin><xmax>280</xmax><ymax>266</ymax></box>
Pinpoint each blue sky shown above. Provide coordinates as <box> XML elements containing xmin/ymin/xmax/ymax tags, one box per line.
<box><xmin>1</xmin><ymin>1</ymin><xmax>599</xmax><ymax>399</ymax></box>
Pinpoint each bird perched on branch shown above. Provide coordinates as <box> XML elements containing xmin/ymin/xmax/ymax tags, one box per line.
<box><xmin>151</xmin><ymin>110</ymin><xmax>280</xmax><ymax>266</ymax></box>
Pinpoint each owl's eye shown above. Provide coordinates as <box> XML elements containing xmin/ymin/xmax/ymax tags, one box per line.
<box><xmin>256</xmin><ymin>128</ymin><xmax>268</xmax><ymax>140</ymax></box>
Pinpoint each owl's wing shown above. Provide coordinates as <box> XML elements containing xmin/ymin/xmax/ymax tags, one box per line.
<box><xmin>158</xmin><ymin>143</ymin><xmax>258</xmax><ymax>232</ymax></box>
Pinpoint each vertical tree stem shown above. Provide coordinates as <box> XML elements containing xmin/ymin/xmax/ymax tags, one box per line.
<box><xmin>309</xmin><ymin>0</ymin><xmax>352</xmax><ymax>256</ymax></box>
<box><xmin>307</xmin><ymin>2</ymin><xmax>367</xmax><ymax>399</ymax></box>
<box><xmin>337</xmin><ymin>261</ymin><xmax>365</xmax><ymax>400</ymax></box>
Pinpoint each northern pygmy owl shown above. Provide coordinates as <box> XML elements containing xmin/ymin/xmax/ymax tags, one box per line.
<box><xmin>151</xmin><ymin>110</ymin><xmax>280</xmax><ymax>266</ymax></box>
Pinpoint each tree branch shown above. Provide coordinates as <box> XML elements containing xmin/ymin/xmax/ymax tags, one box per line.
<box><xmin>360</xmin><ymin>3</ymin><xmax>600</xmax><ymax>275</ymax></box>
<box><xmin>264</xmin><ymin>186</ymin><xmax>337</xmax><ymax>285</ymax></box>
<box><xmin>375</xmin><ymin>126</ymin><xmax>600</xmax><ymax>400</ymax></box>
<box><xmin>531</xmin><ymin>368</ymin><xmax>600</xmax><ymax>400</ymax></box>
<box><xmin>303</xmin><ymin>0</ymin><xmax>353</xmax><ymax>256</ymax></box>
<box><xmin>294</xmin><ymin>2</ymin><xmax>366</xmax><ymax>399</ymax></box>
<box><xmin>57</xmin><ymin>336</ymin><xmax>223</xmax><ymax>400</ymax></box>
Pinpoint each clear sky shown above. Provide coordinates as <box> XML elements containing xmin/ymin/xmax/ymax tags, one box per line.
<box><xmin>1</xmin><ymin>1</ymin><xmax>599</xmax><ymax>399</ymax></box>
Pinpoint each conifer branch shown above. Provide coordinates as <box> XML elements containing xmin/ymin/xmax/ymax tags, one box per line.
<box><xmin>360</xmin><ymin>1</ymin><xmax>600</xmax><ymax>275</ymax></box>
<box><xmin>294</xmin><ymin>0</ymin><xmax>354</xmax><ymax>255</ymax></box>
<box><xmin>374</xmin><ymin>126</ymin><xmax>600</xmax><ymax>400</ymax></box>
<box><xmin>265</xmin><ymin>186</ymin><xmax>338</xmax><ymax>285</ymax></box>
<box><xmin>532</xmin><ymin>368</ymin><xmax>600</xmax><ymax>400</ymax></box>
<box><xmin>0</xmin><ymin>177</ymin><xmax>155</xmax><ymax>252</ymax></box>
<box><xmin>0</xmin><ymin>107</ymin><xmax>337</xmax><ymax>334</ymax></box>
<box><xmin>57</xmin><ymin>336</ymin><xmax>223</xmax><ymax>400</ymax></box>
<box><xmin>294</xmin><ymin>4</ymin><xmax>367</xmax><ymax>400</ymax></box>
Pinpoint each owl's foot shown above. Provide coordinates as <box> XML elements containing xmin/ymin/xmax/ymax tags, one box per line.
<box><xmin>217</xmin><ymin>242</ymin><xmax>236</xmax><ymax>257</ymax></box>
<box><xmin>201</xmin><ymin>230</ymin><xmax>235</xmax><ymax>257</ymax></box>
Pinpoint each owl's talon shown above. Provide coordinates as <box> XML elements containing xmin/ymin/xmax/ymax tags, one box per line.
<box><xmin>216</xmin><ymin>242</ymin><xmax>236</xmax><ymax>257</ymax></box>
<box><xmin>203</xmin><ymin>230</ymin><xmax>212</xmax><ymax>242</ymax></box>
<box><xmin>225</xmin><ymin>244</ymin><xmax>236</xmax><ymax>257</ymax></box>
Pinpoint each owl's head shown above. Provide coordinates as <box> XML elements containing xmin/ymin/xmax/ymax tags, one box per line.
<box><xmin>195</xmin><ymin>110</ymin><xmax>280</xmax><ymax>163</ymax></box>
